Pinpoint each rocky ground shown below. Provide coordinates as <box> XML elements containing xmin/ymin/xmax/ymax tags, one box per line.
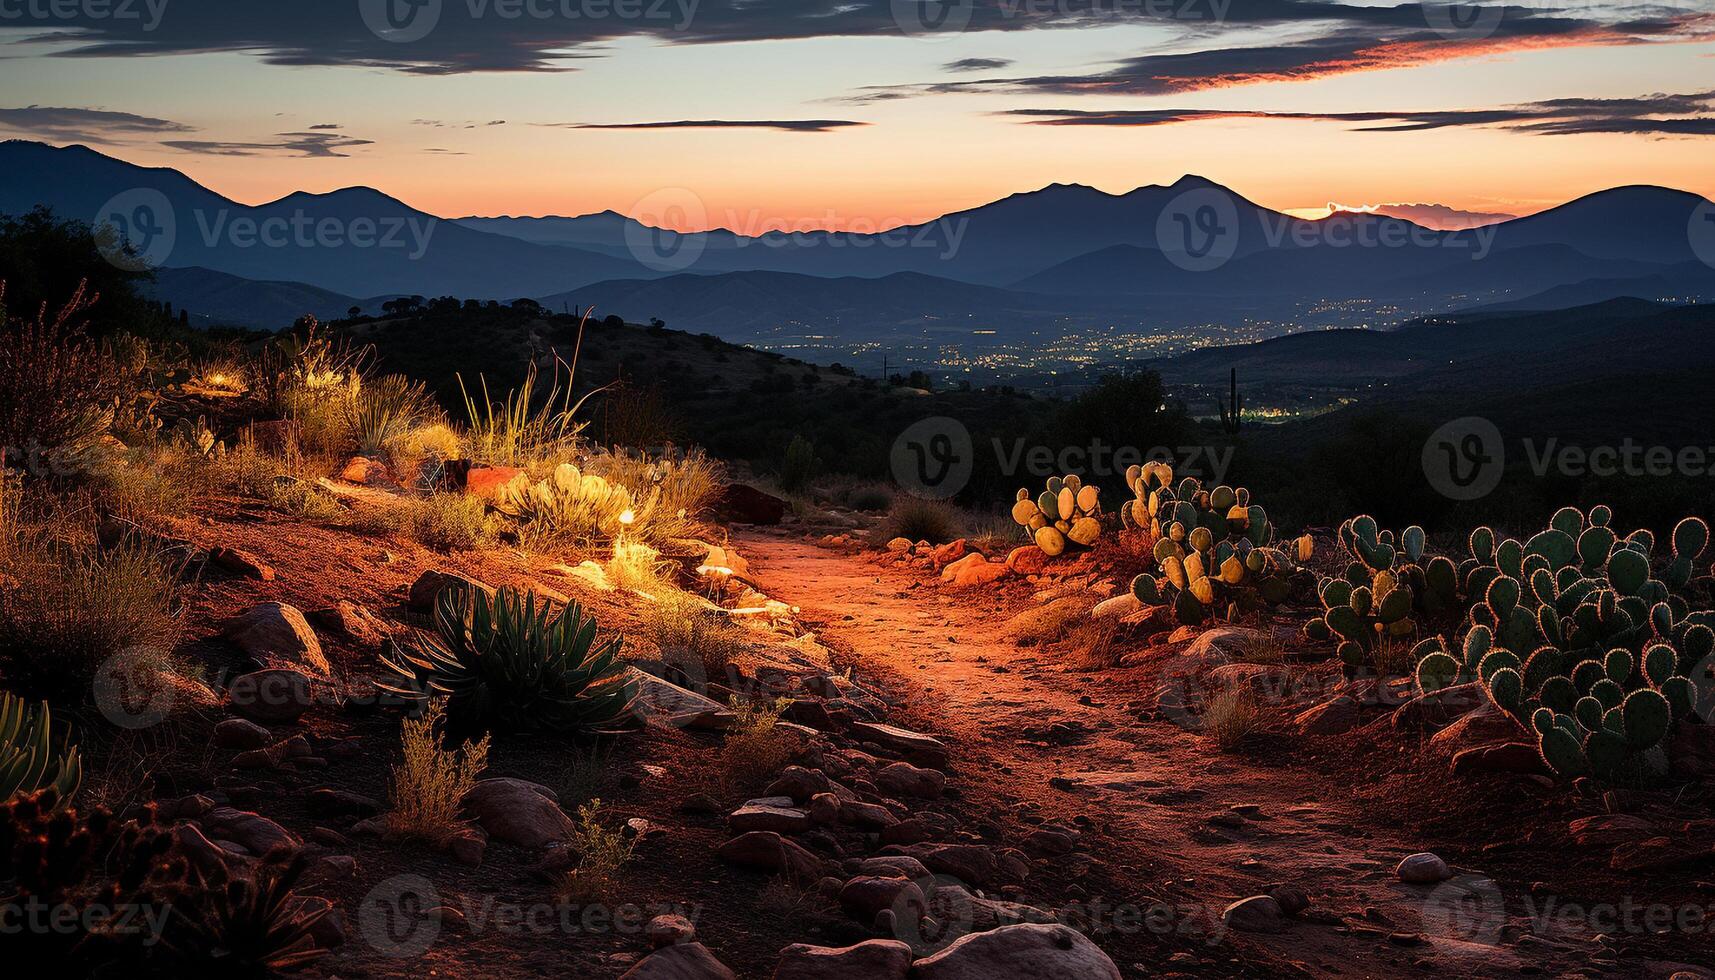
<box><xmin>77</xmin><ymin>477</ymin><xmax>1715</xmax><ymax>979</ymax></box>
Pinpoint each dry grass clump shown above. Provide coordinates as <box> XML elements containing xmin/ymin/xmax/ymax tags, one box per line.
<box><xmin>589</xmin><ymin>447</ymin><xmax>724</xmax><ymax>544</ymax></box>
<box><xmin>557</xmin><ymin>799</ymin><xmax>637</xmax><ymax>904</ymax></box>
<box><xmin>605</xmin><ymin>540</ymin><xmax>670</xmax><ymax>594</ymax></box>
<box><xmin>0</xmin><ymin>282</ymin><xmax>120</xmax><ymax>471</ymax></box>
<box><xmin>460</xmin><ymin>358</ymin><xmax>596</xmax><ymax>469</ymax></box>
<box><xmin>0</xmin><ymin>511</ymin><xmax>183</xmax><ymax>704</ymax></box>
<box><xmin>1063</xmin><ymin>618</ymin><xmax>1123</xmax><ymax>671</ymax></box>
<box><xmin>1006</xmin><ymin>594</ymin><xmax>1096</xmax><ymax>647</ymax></box>
<box><xmin>1203</xmin><ymin>686</ymin><xmax>1262</xmax><ymax>752</ymax></box>
<box><xmin>402</xmin><ymin>492</ymin><xmax>498</xmax><ymax>552</ymax></box>
<box><xmin>872</xmin><ymin>496</ymin><xmax>964</xmax><ymax>546</ymax></box>
<box><xmin>718</xmin><ymin>696</ymin><xmax>796</xmax><ymax>795</ymax></box>
<box><xmin>385</xmin><ymin>700</ymin><xmax>491</xmax><ymax>844</ymax></box>
<box><xmin>267</xmin><ymin>479</ymin><xmax>346</xmax><ymax>524</ymax></box>
<box><xmin>343</xmin><ymin>373</ymin><xmax>437</xmax><ymax>459</ymax></box>
<box><xmin>648</xmin><ymin>590</ymin><xmax>751</xmax><ymax>681</ymax></box>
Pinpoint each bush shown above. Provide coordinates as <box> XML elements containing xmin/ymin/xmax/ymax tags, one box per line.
<box><xmin>648</xmin><ymin>590</ymin><xmax>750</xmax><ymax>682</ymax></box>
<box><xmin>718</xmin><ymin>697</ymin><xmax>796</xmax><ymax>794</ymax></box>
<box><xmin>0</xmin><ymin>281</ymin><xmax>119</xmax><ymax>474</ymax></box>
<box><xmin>385</xmin><ymin>699</ymin><xmax>490</xmax><ymax>844</ymax></box>
<box><xmin>502</xmin><ymin>463</ymin><xmax>634</xmax><ymax>545</ymax></box>
<box><xmin>590</xmin><ymin>448</ymin><xmax>724</xmax><ymax>544</ymax></box>
<box><xmin>344</xmin><ymin>373</ymin><xmax>436</xmax><ymax>458</ymax></box>
<box><xmin>403</xmin><ymin>493</ymin><xmax>496</xmax><ymax>551</ymax></box>
<box><xmin>557</xmin><ymin>799</ymin><xmax>636</xmax><ymax>904</ymax></box>
<box><xmin>381</xmin><ymin>584</ymin><xmax>637</xmax><ymax>734</ymax></box>
<box><xmin>844</xmin><ymin>484</ymin><xmax>893</xmax><ymax>513</ymax></box>
<box><xmin>874</xmin><ymin>496</ymin><xmax>964</xmax><ymax>545</ymax></box>
<box><xmin>779</xmin><ymin>434</ymin><xmax>815</xmax><ymax>493</ymax></box>
<box><xmin>0</xmin><ymin>693</ymin><xmax>82</xmax><ymax>805</ymax></box>
<box><xmin>1204</xmin><ymin>686</ymin><xmax>1261</xmax><ymax>752</ymax></box>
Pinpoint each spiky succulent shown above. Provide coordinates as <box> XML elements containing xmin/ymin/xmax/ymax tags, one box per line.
<box><xmin>1010</xmin><ymin>474</ymin><xmax>1101</xmax><ymax>557</ymax></box>
<box><xmin>381</xmin><ymin>583</ymin><xmax>637</xmax><ymax>733</ymax></box>
<box><xmin>1302</xmin><ymin>516</ymin><xmax>1466</xmax><ymax>670</ymax></box>
<box><xmin>0</xmin><ymin>693</ymin><xmax>81</xmax><ymax>807</ymax></box>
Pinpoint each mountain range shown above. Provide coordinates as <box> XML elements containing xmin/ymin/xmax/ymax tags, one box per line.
<box><xmin>2</xmin><ymin>140</ymin><xmax>1712</xmax><ymax>344</ymax></box>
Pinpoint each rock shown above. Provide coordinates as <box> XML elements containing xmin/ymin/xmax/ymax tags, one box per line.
<box><xmin>911</xmin><ymin>923</ymin><xmax>1122</xmax><ymax>980</ymax></box>
<box><xmin>647</xmin><ymin>914</ymin><xmax>698</xmax><ymax>948</ymax></box>
<box><xmin>1091</xmin><ymin>593</ymin><xmax>1140</xmax><ymax>621</ymax></box>
<box><xmin>932</xmin><ymin>539</ymin><xmax>969</xmax><ymax>567</ymax></box>
<box><xmin>765</xmin><ymin>766</ymin><xmax>830</xmax><ymax>804</ymax></box>
<box><xmin>773</xmin><ymin>940</ymin><xmax>913</xmax><ymax>980</ymax></box>
<box><xmin>716</xmin><ymin>831</ymin><xmax>826</xmax><ymax>884</ymax></box>
<box><xmin>1391</xmin><ymin>681</ymin><xmax>1486</xmax><ymax>731</ymax></box>
<box><xmin>874</xmin><ymin>762</ymin><xmax>945</xmax><ymax>800</ymax></box>
<box><xmin>214</xmin><ymin>718</ymin><xmax>272</xmax><ymax>750</ymax></box>
<box><xmin>882</xmin><ymin>843</ymin><xmax>997</xmax><ymax>887</ymax></box>
<box><xmin>1397</xmin><ymin>852</ymin><xmax>1452</xmax><ymax>884</ymax></box>
<box><xmin>200</xmin><ymin>807</ymin><xmax>298</xmax><ymax>855</ymax></box>
<box><xmin>306</xmin><ymin>788</ymin><xmax>383</xmax><ymax>818</ymax></box>
<box><xmin>729</xmin><ymin>798</ymin><xmax>813</xmax><ymax>835</ymax></box>
<box><xmin>839</xmin><ymin>875</ymin><xmax>927</xmax><ymax>923</ymax></box>
<box><xmin>175</xmin><ymin>823</ymin><xmax>235</xmax><ymax>875</ymax></box>
<box><xmin>679</xmin><ymin>793</ymin><xmax>723</xmax><ymax>815</ymax></box>
<box><xmin>942</xmin><ymin>554</ymin><xmax>1010</xmax><ymax>588</ymax></box>
<box><xmin>226</xmin><ymin>603</ymin><xmax>328</xmax><ymax>676</ymax></box>
<box><xmin>408</xmin><ymin>569</ymin><xmax>495</xmax><ymax>612</ymax></box>
<box><xmin>463</xmin><ymin>465</ymin><xmax>525</xmax><ymax>501</ymax></box>
<box><xmin>1267</xmin><ymin>884</ymin><xmax>1312</xmax><ymax>916</ymax></box>
<box><xmin>338</xmin><ymin>456</ymin><xmax>390</xmax><ymax>485</ymax></box>
<box><xmin>1024</xmin><ymin>827</ymin><xmax>1077</xmax><ymax>856</ymax></box>
<box><xmin>712</xmin><ymin>484</ymin><xmax>787</xmax><ymax>526</ymax></box>
<box><xmin>311</xmin><ymin>601</ymin><xmax>390</xmax><ymax>648</ymax></box>
<box><xmin>1428</xmin><ymin>702</ymin><xmax>1521</xmax><ymax>755</ymax></box>
<box><xmin>461</xmin><ymin>778</ymin><xmax>575</xmax><ymax>847</ymax></box>
<box><xmin>447</xmin><ymin>827</ymin><xmax>487</xmax><ymax>866</ymax></box>
<box><xmin>1005</xmin><ymin>546</ymin><xmax>1049</xmax><ymax>577</ymax></box>
<box><xmin>849</xmin><ymin>721</ymin><xmax>948</xmax><ymax>766</ymax></box>
<box><xmin>841</xmin><ymin>801</ymin><xmax>900</xmax><ymax>831</ymax></box>
<box><xmin>857</xmin><ymin>855</ymin><xmax>934</xmax><ymax>880</ymax></box>
<box><xmin>1294</xmin><ymin>695</ymin><xmax>1361</xmax><ymax>735</ymax></box>
<box><xmin>210</xmin><ymin>546</ymin><xmax>275</xmax><ymax>581</ymax></box>
<box><xmin>227</xmin><ymin>669</ymin><xmax>315</xmax><ymax>723</ymax></box>
<box><xmin>886</xmin><ymin>537</ymin><xmax>913</xmax><ymax>553</ymax></box>
<box><xmin>1222</xmin><ymin>895</ymin><xmax>1286</xmax><ymax>933</ymax></box>
<box><xmin>808</xmin><ymin>793</ymin><xmax>841</xmax><ymax>825</ymax></box>
<box><xmin>619</xmin><ymin>941</ymin><xmax>736</xmax><ymax>979</ymax></box>
<box><xmin>1451</xmin><ymin>742</ymin><xmax>1548</xmax><ymax>776</ymax></box>
<box><xmin>1568</xmin><ymin>813</ymin><xmax>1656</xmax><ymax>847</ymax></box>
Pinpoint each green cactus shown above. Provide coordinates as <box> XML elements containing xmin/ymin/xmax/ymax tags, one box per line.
<box><xmin>1</xmin><ymin>694</ymin><xmax>81</xmax><ymax>807</ymax></box>
<box><xmin>1011</xmin><ymin>473</ymin><xmax>1103</xmax><ymax>556</ymax></box>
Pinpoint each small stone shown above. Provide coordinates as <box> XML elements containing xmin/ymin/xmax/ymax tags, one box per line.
<box><xmin>1222</xmin><ymin>895</ymin><xmax>1285</xmax><ymax>933</ymax></box>
<box><xmin>645</xmin><ymin>913</ymin><xmax>696</xmax><ymax>948</ymax></box>
<box><xmin>1397</xmin><ymin>852</ymin><xmax>1453</xmax><ymax>884</ymax></box>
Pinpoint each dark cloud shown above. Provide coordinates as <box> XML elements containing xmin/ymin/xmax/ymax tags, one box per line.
<box><xmin>162</xmin><ymin>131</ymin><xmax>374</xmax><ymax>157</ymax></box>
<box><xmin>0</xmin><ymin>104</ymin><xmax>193</xmax><ymax>143</ymax></box>
<box><xmin>560</xmin><ymin>119</ymin><xmax>866</xmax><ymax>133</ymax></box>
<box><xmin>3</xmin><ymin>0</ymin><xmax>1705</xmax><ymax>78</ymax></box>
<box><xmin>307</xmin><ymin>123</ymin><xmax>342</xmax><ymax>130</ymax></box>
<box><xmin>944</xmin><ymin>57</ymin><xmax>1013</xmax><ymax>72</ymax></box>
<box><xmin>1005</xmin><ymin>90</ymin><xmax>1715</xmax><ymax>137</ymax></box>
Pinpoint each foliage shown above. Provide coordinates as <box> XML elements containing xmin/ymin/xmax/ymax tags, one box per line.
<box><xmin>779</xmin><ymin>434</ymin><xmax>815</xmax><ymax>493</ymax></box>
<box><xmin>1303</xmin><ymin>516</ymin><xmax>1465</xmax><ymax>671</ymax></box>
<box><xmin>403</xmin><ymin>492</ymin><xmax>497</xmax><ymax>551</ymax></box>
<box><xmin>557</xmin><ymin>799</ymin><xmax>636</xmax><ymax>904</ymax></box>
<box><xmin>460</xmin><ymin>357</ymin><xmax>602</xmax><ymax>468</ymax></box>
<box><xmin>343</xmin><ymin>373</ymin><xmax>436</xmax><ymax>458</ymax></box>
<box><xmin>649</xmin><ymin>590</ymin><xmax>751</xmax><ymax>681</ymax></box>
<box><xmin>1204</xmin><ymin>686</ymin><xmax>1261</xmax><ymax>752</ymax></box>
<box><xmin>499</xmin><ymin>462</ymin><xmax>634</xmax><ymax>545</ymax></box>
<box><xmin>381</xmin><ymin>583</ymin><xmax>637</xmax><ymax>734</ymax></box>
<box><xmin>719</xmin><ymin>696</ymin><xmax>796</xmax><ymax>794</ymax></box>
<box><xmin>1011</xmin><ymin>473</ymin><xmax>1102</xmax><ymax>556</ymax></box>
<box><xmin>0</xmin><ymin>280</ymin><xmax>120</xmax><ymax>474</ymax></box>
<box><xmin>0</xmin><ymin>694</ymin><xmax>81</xmax><ymax>806</ymax></box>
<box><xmin>873</xmin><ymin>496</ymin><xmax>964</xmax><ymax>546</ymax></box>
<box><xmin>587</xmin><ymin>447</ymin><xmax>725</xmax><ymax>544</ymax></box>
<box><xmin>385</xmin><ymin>699</ymin><xmax>490</xmax><ymax>844</ymax></box>
<box><xmin>1127</xmin><ymin>462</ymin><xmax>1312</xmax><ymax>625</ymax></box>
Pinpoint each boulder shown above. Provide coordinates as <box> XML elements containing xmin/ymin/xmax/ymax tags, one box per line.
<box><xmin>214</xmin><ymin>718</ymin><xmax>272</xmax><ymax>750</ymax></box>
<box><xmin>619</xmin><ymin>942</ymin><xmax>736</xmax><ymax>979</ymax></box>
<box><xmin>1222</xmin><ymin>895</ymin><xmax>1285</xmax><ymax>933</ymax></box>
<box><xmin>1397</xmin><ymin>852</ymin><xmax>1452</xmax><ymax>884</ymax></box>
<box><xmin>1391</xmin><ymin>682</ymin><xmax>1486</xmax><ymax>732</ymax></box>
<box><xmin>200</xmin><ymin>807</ymin><xmax>299</xmax><ymax>856</ymax></box>
<box><xmin>874</xmin><ymin>762</ymin><xmax>945</xmax><ymax>800</ymax></box>
<box><xmin>647</xmin><ymin>914</ymin><xmax>698</xmax><ymax>948</ymax></box>
<box><xmin>461</xmin><ymin>778</ymin><xmax>574</xmax><ymax>848</ymax></box>
<box><xmin>717</xmin><ymin>831</ymin><xmax>826</xmax><ymax>883</ymax></box>
<box><xmin>1091</xmin><ymin>593</ymin><xmax>1141</xmax><ymax>621</ymax></box>
<box><xmin>227</xmin><ymin>669</ymin><xmax>315</xmax><ymax>723</ymax></box>
<box><xmin>210</xmin><ymin>546</ymin><xmax>275</xmax><ymax>581</ymax></box>
<box><xmin>712</xmin><ymin>484</ymin><xmax>786</xmax><ymax>526</ymax></box>
<box><xmin>338</xmin><ymin>456</ymin><xmax>390</xmax><ymax>485</ymax></box>
<box><xmin>226</xmin><ymin>603</ymin><xmax>328</xmax><ymax>676</ymax></box>
<box><xmin>765</xmin><ymin>766</ymin><xmax>831</xmax><ymax>804</ymax></box>
<box><xmin>911</xmin><ymin>923</ymin><xmax>1121</xmax><ymax>980</ymax></box>
<box><xmin>943</xmin><ymin>554</ymin><xmax>1010</xmax><ymax>588</ymax></box>
<box><xmin>773</xmin><ymin>940</ymin><xmax>912</xmax><ymax>980</ymax></box>
<box><xmin>849</xmin><ymin>721</ymin><xmax>948</xmax><ymax>766</ymax></box>
<box><xmin>1182</xmin><ymin>626</ymin><xmax>1276</xmax><ymax>667</ymax></box>
<box><xmin>1004</xmin><ymin>546</ymin><xmax>1049</xmax><ymax>577</ymax></box>
<box><xmin>886</xmin><ymin>537</ymin><xmax>913</xmax><ymax>553</ymax></box>
<box><xmin>463</xmin><ymin>465</ymin><xmax>525</xmax><ymax>501</ymax></box>
<box><xmin>408</xmin><ymin>570</ymin><xmax>495</xmax><ymax>612</ymax></box>
<box><xmin>1451</xmin><ymin>742</ymin><xmax>1548</xmax><ymax>776</ymax></box>
<box><xmin>1427</xmin><ymin>702</ymin><xmax>1521</xmax><ymax>755</ymax></box>
<box><xmin>1294</xmin><ymin>695</ymin><xmax>1361</xmax><ymax>735</ymax></box>
<box><xmin>838</xmin><ymin>876</ymin><xmax>926</xmax><ymax>923</ymax></box>
<box><xmin>881</xmin><ymin>843</ymin><xmax>997</xmax><ymax>887</ymax></box>
<box><xmin>311</xmin><ymin>601</ymin><xmax>391</xmax><ymax>648</ymax></box>
<box><xmin>932</xmin><ymin>539</ymin><xmax>969</xmax><ymax>568</ymax></box>
<box><xmin>729</xmin><ymin>798</ymin><xmax>813</xmax><ymax>835</ymax></box>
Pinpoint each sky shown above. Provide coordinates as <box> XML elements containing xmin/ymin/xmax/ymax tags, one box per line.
<box><xmin>0</xmin><ymin>1</ymin><xmax>1711</xmax><ymax>231</ymax></box>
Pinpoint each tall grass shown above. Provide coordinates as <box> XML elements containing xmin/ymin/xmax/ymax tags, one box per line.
<box><xmin>460</xmin><ymin>357</ymin><xmax>605</xmax><ymax>468</ymax></box>
<box><xmin>588</xmin><ymin>448</ymin><xmax>725</xmax><ymax>544</ymax></box>
<box><xmin>343</xmin><ymin>373</ymin><xmax>436</xmax><ymax>458</ymax></box>
<box><xmin>385</xmin><ymin>699</ymin><xmax>490</xmax><ymax>845</ymax></box>
<box><xmin>872</xmin><ymin>496</ymin><xmax>964</xmax><ymax>545</ymax></box>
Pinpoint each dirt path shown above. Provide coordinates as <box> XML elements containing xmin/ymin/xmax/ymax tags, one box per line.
<box><xmin>739</xmin><ymin>529</ymin><xmax>1615</xmax><ymax>980</ymax></box>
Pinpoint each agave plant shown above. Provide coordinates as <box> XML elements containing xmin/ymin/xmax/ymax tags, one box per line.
<box><xmin>381</xmin><ymin>583</ymin><xmax>637</xmax><ymax>733</ymax></box>
<box><xmin>1</xmin><ymin>693</ymin><xmax>81</xmax><ymax>806</ymax></box>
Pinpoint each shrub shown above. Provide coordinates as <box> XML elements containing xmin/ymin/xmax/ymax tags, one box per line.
<box><xmin>344</xmin><ymin>373</ymin><xmax>435</xmax><ymax>458</ymax></box>
<box><xmin>606</xmin><ymin>539</ymin><xmax>669</xmax><ymax>593</ymax></box>
<box><xmin>844</xmin><ymin>484</ymin><xmax>893</xmax><ymax>513</ymax></box>
<box><xmin>385</xmin><ymin>699</ymin><xmax>490</xmax><ymax>844</ymax></box>
<box><xmin>590</xmin><ymin>448</ymin><xmax>725</xmax><ymax>544</ymax></box>
<box><xmin>501</xmin><ymin>463</ymin><xmax>634</xmax><ymax>545</ymax></box>
<box><xmin>403</xmin><ymin>493</ymin><xmax>496</xmax><ymax>551</ymax></box>
<box><xmin>0</xmin><ymin>531</ymin><xmax>181</xmax><ymax>705</ymax></box>
<box><xmin>649</xmin><ymin>590</ymin><xmax>750</xmax><ymax>681</ymax></box>
<box><xmin>381</xmin><ymin>584</ymin><xmax>637</xmax><ymax>734</ymax></box>
<box><xmin>0</xmin><ymin>693</ymin><xmax>81</xmax><ymax>806</ymax></box>
<box><xmin>557</xmin><ymin>799</ymin><xmax>636</xmax><ymax>904</ymax></box>
<box><xmin>718</xmin><ymin>697</ymin><xmax>796</xmax><ymax>794</ymax></box>
<box><xmin>0</xmin><ymin>281</ymin><xmax>119</xmax><ymax>474</ymax></box>
<box><xmin>460</xmin><ymin>358</ymin><xmax>599</xmax><ymax>468</ymax></box>
<box><xmin>267</xmin><ymin>478</ymin><xmax>346</xmax><ymax>524</ymax></box>
<box><xmin>779</xmin><ymin>434</ymin><xmax>815</xmax><ymax>493</ymax></box>
<box><xmin>874</xmin><ymin>496</ymin><xmax>964</xmax><ymax>546</ymax></box>
<box><xmin>1204</xmin><ymin>686</ymin><xmax>1261</xmax><ymax>752</ymax></box>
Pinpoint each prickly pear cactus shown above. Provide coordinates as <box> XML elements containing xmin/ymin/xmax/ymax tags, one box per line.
<box><xmin>1011</xmin><ymin>474</ymin><xmax>1102</xmax><ymax>557</ymax></box>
